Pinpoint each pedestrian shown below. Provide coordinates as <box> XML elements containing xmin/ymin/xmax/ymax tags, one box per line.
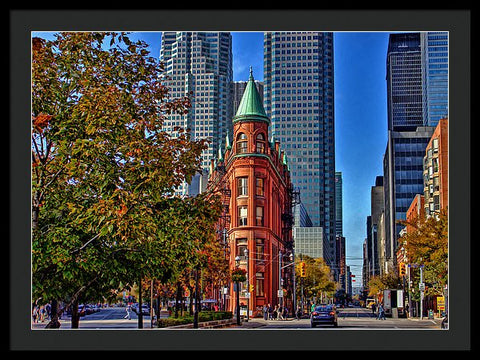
<box><xmin>371</xmin><ymin>302</ymin><xmax>377</xmax><ymax>316</ymax></box>
<box><xmin>277</xmin><ymin>305</ymin><xmax>282</xmax><ymax>320</ymax></box>
<box><xmin>283</xmin><ymin>306</ymin><xmax>288</xmax><ymax>320</ymax></box>
<box><xmin>296</xmin><ymin>306</ymin><xmax>302</xmax><ymax>320</ymax></box>
<box><xmin>273</xmin><ymin>305</ymin><xmax>278</xmax><ymax>320</ymax></box>
<box><xmin>263</xmin><ymin>305</ymin><xmax>268</xmax><ymax>320</ymax></box>
<box><xmin>268</xmin><ymin>304</ymin><xmax>274</xmax><ymax>320</ymax></box>
<box><xmin>32</xmin><ymin>305</ymin><xmax>38</xmax><ymax>324</ymax></box>
<box><xmin>124</xmin><ymin>304</ymin><xmax>131</xmax><ymax>320</ymax></box>
<box><xmin>377</xmin><ymin>303</ymin><xmax>386</xmax><ymax>320</ymax></box>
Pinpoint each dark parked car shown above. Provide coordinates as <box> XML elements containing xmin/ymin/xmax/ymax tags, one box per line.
<box><xmin>310</xmin><ymin>305</ymin><xmax>338</xmax><ymax>327</ymax></box>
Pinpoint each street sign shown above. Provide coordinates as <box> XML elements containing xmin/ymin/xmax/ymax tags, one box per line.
<box><xmin>419</xmin><ymin>283</ymin><xmax>425</xmax><ymax>291</ymax></box>
<box><xmin>437</xmin><ymin>296</ymin><xmax>445</xmax><ymax>311</ymax></box>
<box><xmin>277</xmin><ymin>289</ymin><xmax>284</xmax><ymax>298</ymax></box>
<box><xmin>245</xmin><ymin>292</ymin><xmax>251</xmax><ymax>298</ymax></box>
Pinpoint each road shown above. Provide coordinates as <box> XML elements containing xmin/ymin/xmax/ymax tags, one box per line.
<box><xmin>32</xmin><ymin>306</ymin><xmax>443</xmax><ymax>330</ymax></box>
<box><xmin>232</xmin><ymin>307</ymin><xmax>442</xmax><ymax>330</ymax></box>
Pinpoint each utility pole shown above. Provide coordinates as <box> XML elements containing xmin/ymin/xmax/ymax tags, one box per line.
<box><xmin>420</xmin><ymin>265</ymin><xmax>424</xmax><ymax>320</ymax></box>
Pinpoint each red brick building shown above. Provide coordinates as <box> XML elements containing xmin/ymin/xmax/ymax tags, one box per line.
<box><xmin>208</xmin><ymin>69</ymin><xmax>294</xmax><ymax>317</ymax></box>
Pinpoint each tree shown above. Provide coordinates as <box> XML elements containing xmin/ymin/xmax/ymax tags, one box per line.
<box><xmin>398</xmin><ymin>209</ymin><xmax>448</xmax><ymax>296</ymax></box>
<box><xmin>31</xmin><ymin>32</ymin><xmax>221</xmax><ymax>328</ymax></box>
<box><xmin>296</xmin><ymin>256</ymin><xmax>336</xmax><ymax>303</ymax></box>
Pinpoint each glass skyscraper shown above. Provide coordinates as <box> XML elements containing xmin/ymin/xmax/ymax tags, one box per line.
<box><xmin>160</xmin><ymin>32</ymin><xmax>233</xmax><ymax>195</ymax></box>
<box><xmin>383</xmin><ymin>32</ymin><xmax>447</xmax><ymax>271</ymax></box>
<box><xmin>263</xmin><ymin>32</ymin><xmax>336</xmax><ymax>269</ymax></box>
<box><xmin>421</xmin><ymin>32</ymin><xmax>449</xmax><ymax>127</ymax></box>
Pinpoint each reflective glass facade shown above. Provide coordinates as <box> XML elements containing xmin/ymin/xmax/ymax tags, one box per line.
<box><xmin>421</xmin><ymin>32</ymin><xmax>449</xmax><ymax>127</ymax></box>
<box><xmin>160</xmin><ymin>32</ymin><xmax>233</xmax><ymax>195</ymax></box>
<box><xmin>263</xmin><ymin>32</ymin><xmax>336</xmax><ymax>268</ymax></box>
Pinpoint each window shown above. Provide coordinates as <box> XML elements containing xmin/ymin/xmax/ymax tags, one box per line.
<box><xmin>255</xmin><ymin>239</ymin><xmax>264</xmax><ymax>262</ymax></box>
<box><xmin>236</xmin><ymin>238</ymin><xmax>247</xmax><ymax>260</ymax></box>
<box><xmin>256</xmin><ymin>272</ymin><xmax>265</xmax><ymax>297</ymax></box>
<box><xmin>256</xmin><ymin>178</ymin><xmax>264</xmax><ymax>196</ymax></box>
<box><xmin>256</xmin><ymin>133</ymin><xmax>266</xmax><ymax>153</ymax></box>
<box><xmin>256</xmin><ymin>206</ymin><xmax>264</xmax><ymax>226</ymax></box>
<box><xmin>237</xmin><ymin>177</ymin><xmax>248</xmax><ymax>196</ymax></box>
<box><xmin>238</xmin><ymin>206</ymin><xmax>248</xmax><ymax>226</ymax></box>
<box><xmin>237</xmin><ymin>133</ymin><xmax>248</xmax><ymax>153</ymax></box>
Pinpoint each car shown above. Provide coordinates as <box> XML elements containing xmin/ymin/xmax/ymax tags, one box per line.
<box><xmin>132</xmin><ymin>303</ymin><xmax>150</xmax><ymax>316</ymax></box>
<box><xmin>310</xmin><ymin>304</ymin><xmax>338</xmax><ymax>327</ymax></box>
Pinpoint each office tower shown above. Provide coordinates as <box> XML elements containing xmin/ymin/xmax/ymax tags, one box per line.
<box><xmin>370</xmin><ymin>176</ymin><xmax>384</xmax><ymax>277</ymax></box>
<box><xmin>421</xmin><ymin>32</ymin><xmax>449</xmax><ymax>127</ymax></box>
<box><xmin>263</xmin><ymin>32</ymin><xmax>336</xmax><ymax>271</ymax></box>
<box><xmin>335</xmin><ymin>172</ymin><xmax>343</xmax><ymax>237</ymax></box>
<box><xmin>383</xmin><ymin>32</ymin><xmax>447</xmax><ymax>273</ymax></box>
<box><xmin>233</xmin><ymin>80</ymin><xmax>263</xmax><ymax>115</ymax></box>
<box><xmin>160</xmin><ymin>32</ymin><xmax>233</xmax><ymax>195</ymax></box>
<box><xmin>386</xmin><ymin>33</ymin><xmax>423</xmax><ymax>131</ymax></box>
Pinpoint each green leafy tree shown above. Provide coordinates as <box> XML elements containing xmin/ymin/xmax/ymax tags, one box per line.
<box><xmin>31</xmin><ymin>32</ymin><xmax>220</xmax><ymax>328</ymax></box>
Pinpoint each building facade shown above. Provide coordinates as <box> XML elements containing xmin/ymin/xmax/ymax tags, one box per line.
<box><xmin>208</xmin><ymin>69</ymin><xmax>294</xmax><ymax>317</ymax></box>
<box><xmin>160</xmin><ymin>32</ymin><xmax>234</xmax><ymax>195</ymax></box>
<box><xmin>383</xmin><ymin>32</ymin><xmax>447</xmax><ymax>273</ymax></box>
<box><xmin>423</xmin><ymin>117</ymin><xmax>448</xmax><ymax>217</ymax></box>
<box><xmin>263</xmin><ymin>31</ymin><xmax>336</xmax><ymax>274</ymax></box>
<box><xmin>421</xmin><ymin>32</ymin><xmax>449</xmax><ymax>127</ymax></box>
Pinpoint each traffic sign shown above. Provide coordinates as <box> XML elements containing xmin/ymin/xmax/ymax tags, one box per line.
<box><xmin>277</xmin><ymin>289</ymin><xmax>284</xmax><ymax>298</ymax></box>
<box><xmin>419</xmin><ymin>283</ymin><xmax>425</xmax><ymax>291</ymax></box>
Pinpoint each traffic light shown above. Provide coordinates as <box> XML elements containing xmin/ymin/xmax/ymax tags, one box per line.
<box><xmin>249</xmin><ymin>284</ymin><xmax>254</xmax><ymax>293</ymax></box>
<box><xmin>399</xmin><ymin>263</ymin><xmax>406</xmax><ymax>277</ymax></box>
<box><xmin>299</xmin><ymin>261</ymin><xmax>306</xmax><ymax>277</ymax></box>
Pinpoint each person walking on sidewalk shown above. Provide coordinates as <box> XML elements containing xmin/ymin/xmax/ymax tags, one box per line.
<box><xmin>124</xmin><ymin>304</ymin><xmax>131</xmax><ymax>320</ymax></box>
<box><xmin>377</xmin><ymin>303</ymin><xmax>386</xmax><ymax>320</ymax></box>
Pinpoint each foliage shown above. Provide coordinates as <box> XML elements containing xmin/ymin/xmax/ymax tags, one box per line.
<box><xmin>231</xmin><ymin>268</ymin><xmax>247</xmax><ymax>283</ymax></box>
<box><xmin>31</xmin><ymin>32</ymin><xmax>222</xmax><ymax>323</ymax></box>
<box><xmin>398</xmin><ymin>208</ymin><xmax>448</xmax><ymax>296</ymax></box>
<box><xmin>156</xmin><ymin>311</ymin><xmax>233</xmax><ymax>328</ymax></box>
<box><xmin>296</xmin><ymin>256</ymin><xmax>336</xmax><ymax>300</ymax></box>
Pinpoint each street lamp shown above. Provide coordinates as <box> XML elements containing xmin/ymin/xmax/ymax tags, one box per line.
<box><xmin>234</xmin><ymin>255</ymin><xmax>241</xmax><ymax>325</ymax></box>
<box><xmin>244</xmin><ymin>249</ymin><xmax>249</xmax><ymax>322</ymax></box>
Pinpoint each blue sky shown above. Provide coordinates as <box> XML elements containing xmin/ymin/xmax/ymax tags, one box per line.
<box><xmin>32</xmin><ymin>31</ymin><xmax>391</xmax><ymax>283</ymax></box>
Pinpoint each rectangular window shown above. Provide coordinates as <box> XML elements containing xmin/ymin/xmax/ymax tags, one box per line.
<box><xmin>256</xmin><ymin>206</ymin><xmax>264</xmax><ymax>226</ymax></box>
<box><xmin>238</xmin><ymin>206</ymin><xmax>248</xmax><ymax>226</ymax></box>
<box><xmin>256</xmin><ymin>178</ymin><xmax>264</xmax><ymax>196</ymax></box>
<box><xmin>255</xmin><ymin>239</ymin><xmax>264</xmax><ymax>262</ymax></box>
<box><xmin>255</xmin><ymin>272</ymin><xmax>265</xmax><ymax>297</ymax></box>
<box><xmin>236</xmin><ymin>238</ymin><xmax>247</xmax><ymax>260</ymax></box>
<box><xmin>237</xmin><ymin>177</ymin><xmax>248</xmax><ymax>196</ymax></box>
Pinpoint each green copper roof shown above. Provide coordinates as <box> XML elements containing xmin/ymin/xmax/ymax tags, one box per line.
<box><xmin>232</xmin><ymin>67</ymin><xmax>269</xmax><ymax>124</ymax></box>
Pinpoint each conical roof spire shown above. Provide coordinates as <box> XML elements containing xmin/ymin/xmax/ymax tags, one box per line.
<box><xmin>232</xmin><ymin>67</ymin><xmax>269</xmax><ymax>124</ymax></box>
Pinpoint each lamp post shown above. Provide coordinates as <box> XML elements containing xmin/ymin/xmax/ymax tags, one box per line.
<box><xmin>244</xmin><ymin>249</ymin><xmax>249</xmax><ymax>322</ymax></box>
<box><xmin>235</xmin><ymin>255</ymin><xmax>241</xmax><ymax>325</ymax></box>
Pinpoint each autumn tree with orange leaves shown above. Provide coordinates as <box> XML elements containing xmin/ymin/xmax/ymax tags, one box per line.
<box><xmin>398</xmin><ymin>209</ymin><xmax>448</xmax><ymax>297</ymax></box>
<box><xmin>31</xmin><ymin>32</ymin><xmax>223</xmax><ymax>328</ymax></box>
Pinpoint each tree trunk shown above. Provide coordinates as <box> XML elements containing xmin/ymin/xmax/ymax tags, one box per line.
<box><xmin>45</xmin><ymin>299</ymin><xmax>61</xmax><ymax>328</ymax></box>
<box><xmin>175</xmin><ymin>282</ymin><xmax>182</xmax><ymax>318</ymax></box>
<box><xmin>71</xmin><ymin>299</ymin><xmax>80</xmax><ymax>329</ymax></box>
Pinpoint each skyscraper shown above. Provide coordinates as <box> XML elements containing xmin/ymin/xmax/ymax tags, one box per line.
<box><xmin>383</xmin><ymin>32</ymin><xmax>447</xmax><ymax>272</ymax></box>
<box><xmin>160</xmin><ymin>32</ymin><xmax>233</xmax><ymax>195</ymax></box>
<box><xmin>421</xmin><ymin>32</ymin><xmax>449</xmax><ymax>127</ymax></box>
<box><xmin>263</xmin><ymin>32</ymin><xmax>336</xmax><ymax>270</ymax></box>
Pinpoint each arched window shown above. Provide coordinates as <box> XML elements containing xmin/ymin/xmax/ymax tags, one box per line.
<box><xmin>256</xmin><ymin>133</ymin><xmax>266</xmax><ymax>153</ymax></box>
<box><xmin>236</xmin><ymin>133</ymin><xmax>248</xmax><ymax>154</ymax></box>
